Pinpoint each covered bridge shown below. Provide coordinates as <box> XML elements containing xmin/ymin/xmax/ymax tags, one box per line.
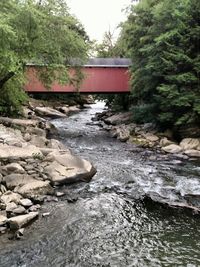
<box><xmin>25</xmin><ymin>58</ymin><xmax>131</xmax><ymax>94</ymax></box>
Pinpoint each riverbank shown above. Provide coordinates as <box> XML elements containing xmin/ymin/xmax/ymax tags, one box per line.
<box><xmin>0</xmin><ymin>99</ymin><xmax>96</xmax><ymax>238</ymax></box>
<box><xmin>94</xmin><ymin>110</ymin><xmax>200</xmax><ymax>160</ymax></box>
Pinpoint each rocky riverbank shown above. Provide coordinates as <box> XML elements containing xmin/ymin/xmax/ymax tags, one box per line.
<box><xmin>0</xmin><ymin>100</ymin><xmax>96</xmax><ymax>238</ymax></box>
<box><xmin>94</xmin><ymin>110</ymin><xmax>200</xmax><ymax>160</ymax></box>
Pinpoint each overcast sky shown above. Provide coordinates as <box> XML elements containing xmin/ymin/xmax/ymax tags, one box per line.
<box><xmin>67</xmin><ymin>0</ymin><xmax>132</xmax><ymax>42</ymax></box>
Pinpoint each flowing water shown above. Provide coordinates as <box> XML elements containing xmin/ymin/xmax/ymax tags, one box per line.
<box><xmin>1</xmin><ymin>102</ymin><xmax>200</xmax><ymax>267</ymax></box>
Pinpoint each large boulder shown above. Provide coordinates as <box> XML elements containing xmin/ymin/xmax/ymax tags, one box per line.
<box><xmin>44</xmin><ymin>151</ymin><xmax>96</xmax><ymax>184</ymax></box>
<box><xmin>162</xmin><ymin>144</ymin><xmax>183</xmax><ymax>154</ymax></box>
<box><xmin>179</xmin><ymin>138</ymin><xmax>200</xmax><ymax>151</ymax></box>
<box><xmin>7</xmin><ymin>212</ymin><xmax>39</xmax><ymax>230</ymax></box>
<box><xmin>35</xmin><ymin>107</ymin><xmax>66</xmax><ymax>118</ymax></box>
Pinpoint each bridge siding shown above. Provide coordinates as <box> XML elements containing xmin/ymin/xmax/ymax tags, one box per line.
<box><xmin>25</xmin><ymin>66</ymin><xmax>130</xmax><ymax>93</ymax></box>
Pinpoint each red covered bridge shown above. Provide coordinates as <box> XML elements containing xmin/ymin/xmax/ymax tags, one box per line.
<box><xmin>25</xmin><ymin>58</ymin><xmax>131</xmax><ymax>94</ymax></box>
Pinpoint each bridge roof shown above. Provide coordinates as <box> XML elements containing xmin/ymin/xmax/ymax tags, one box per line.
<box><xmin>84</xmin><ymin>58</ymin><xmax>131</xmax><ymax>67</ymax></box>
<box><xmin>26</xmin><ymin>58</ymin><xmax>132</xmax><ymax>68</ymax></box>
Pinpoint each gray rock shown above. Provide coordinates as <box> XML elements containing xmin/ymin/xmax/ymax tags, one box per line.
<box><xmin>0</xmin><ymin>144</ymin><xmax>42</xmax><ymax>160</ymax></box>
<box><xmin>29</xmin><ymin>204</ymin><xmax>41</xmax><ymax>212</ymax></box>
<box><xmin>104</xmin><ymin>112</ymin><xmax>132</xmax><ymax>125</ymax></box>
<box><xmin>19</xmin><ymin>198</ymin><xmax>33</xmax><ymax>207</ymax></box>
<box><xmin>0</xmin><ymin>215</ymin><xmax>7</xmax><ymax>226</ymax></box>
<box><xmin>7</xmin><ymin>212</ymin><xmax>39</xmax><ymax>230</ymax></box>
<box><xmin>159</xmin><ymin>137</ymin><xmax>174</xmax><ymax>147</ymax></box>
<box><xmin>44</xmin><ymin>152</ymin><xmax>96</xmax><ymax>185</ymax></box>
<box><xmin>6</xmin><ymin>202</ymin><xmax>18</xmax><ymax>212</ymax></box>
<box><xmin>30</xmin><ymin>135</ymin><xmax>48</xmax><ymax>148</ymax></box>
<box><xmin>0</xmin><ymin>184</ymin><xmax>7</xmax><ymax>194</ymax></box>
<box><xmin>184</xmin><ymin>149</ymin><xmax>200</xmax><ymax>158</ymax></box>
<box><xmin>1</xmin><ymin>191</ymin><xmax>22</xmax><ymax>205</ymax></box>
<box><xmin>12</xmin><ymin>205</ymin><xmax>26</xmax><ymax>215</ymax></box>
<box><xmin>14</xmin><ymin>180</ymin><xmax>54</xmax><ymax>199</ymax></box>
<box><xmin>2</xmin><ymin>163</ymin><xmax>25</xmax><ymax>174</ymax></box>
<box><xmin>3</xmin><ymin>174</ymin><xmax>36</xmax><ymax>190</ymax></box>
<box><xmin>162</xmin><ymin>144</ymin><xmax>183</xmax><ymax>154</ymax></box>
<box><xmin>180</xmin><ymin>138</ymin><xmax>200</xmax><ymax>151</ymax></box>
<box><xmin>35</xmin><ymin>107</ymin><xmax>66</xmax><ymax>118</ymax></box>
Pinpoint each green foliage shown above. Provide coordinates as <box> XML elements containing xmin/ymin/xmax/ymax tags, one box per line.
<box><xmin>121</xmin><ymin>0</ymin><xmax>200</xmax><ymax>129</ymax></box>
<box><xmin>0</xmin><ymin>0</ymin><xmax>89</xmax><ymax>116</ymax></box>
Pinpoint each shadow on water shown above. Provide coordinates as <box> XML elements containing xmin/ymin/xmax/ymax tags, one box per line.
<box><xmin>1</xmin><ymin>102</ymin><xmax>200</xmax><ymax>267</ymax></box>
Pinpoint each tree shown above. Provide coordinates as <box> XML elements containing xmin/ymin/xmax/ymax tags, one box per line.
<box><xmin>0</xmin><ymin>0</ymin><xmax>89</xmax><ymax>116</ymax></box>
<box><xmin>122</xmin><ymin>0</ymin><xmax>200</xmax><ymax>129</ymax></box>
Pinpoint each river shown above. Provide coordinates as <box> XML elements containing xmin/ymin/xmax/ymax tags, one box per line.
<box><xmin>1</xmin><ymin>102</ymin><xmax>200</xmax><ymax>267</ymax></box>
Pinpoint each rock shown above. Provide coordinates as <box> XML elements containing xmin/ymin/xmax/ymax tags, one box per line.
<box><xmin>3</xmin><ymin>174</ymin><xmax>36</xmax><ymax>190</ymax></box>
<box><xmin>1</xmin><ymin>191</ymin><xmax>22</xmax><ymax>205</ymax></box>
<box><xmin>12</xmin><ymin>205</ymin><xmax>26</xmax><ymax>215</ymax></box>
<box><xmin>104</xmin><ymin>112</ymin><xmax>132</xmax><ymax>125</ymax></box>
<box><xmin>19</xmin><ymin>198</ymin><xmax>33</xmax><ymax>207</ymax></box>
<box><xmin>15</xmin><ymin>180</ymin><xmax>54</xmax><ymax>199</ymax></box>
<box><xmin>47</xmin><ymin>139</ymin><xmax>68</xmax><ymax>151</ymax></box>
<box><xmin>44</xmin><ymin>151</ymin><xmax>96</xmax><ymax>184</ymax></box>
<box><xmin>0</xmin><ymin>215</ymin><xmax>7</xmax><ymax>226</ymax></box>
<box><xmin>29</xmin><ymin>204</ymin><xmax>41</xmax><ymax>212</ymax></box>
<box><xmin>24</xmin><ymin>133</ymin><xmax>32</xmax><ymax>142</ymax></box>
<box><xmin>55</xmin><ymin>191</ymin><xmax>65</xmax><ymax>197</ymax></box>
<box><xmin>184</xmin><ymin>149</ymin><xmax>200</xmax><ymax>158</ymax></box>
<box><xmin>59</xmin><ymin>106</ymin><xmax>70</xmax><ymax>114</ymax></box>
<box><xmin>0</xmin><ymin>184</ymin><xmax>7</xmax><ymax>194</ymax></box>
<box><xmin>68</xmin><ymin>106</ymin><xmax>80</xmax><ymax>114</ymax></box>
<box><xmin>0</xmin><ymin>144</ymin><xmax>42</xmax><ymax>160</ymax></box>
<box><xmin>35</xmin><ymin>107</ymin><xmax>66</xmax><ymax>118</ymax></box>
<box><xmin>30</xmin><ymin>135</ymin><xmax>48</xmax><ymax>148</ymax></box>
<box><xmin>0</xmin><ymin>226</ymin><xmax>7</xmax><ymax>233</ymax></box>
<box><xmin>2</xmin><ymin>163</ymin><xmax>25</xmax><ymax>174</ymax></box>
<box><xmin>7</xmin><ymin>212</ymin><xmax>39</xmax><ymax>230</ymax></box>
<box><xmin>15</xmin><ymin>228</ymin><xmax>25</xmax><ymax>239</ymax></box>
<box><xmin>143</xmin><ymin>133</ymin><xmax>159</xmax><ymax>142</ymax></box>
<box><xmin>162</xmin><ymin>144</ymin><xmax>183</xmax><ymax>154</ymax></box>
<box><xmin>27</xmin><ymin>127</ymin><xmax>46</xmax><ymax>137</ymax></box>
<box><xmin>42</xmin><ymin>212</ymin><xmax>50</xmax><ymax>217</ymax></box>
<box><xmin>179</xmin><ymin>138</ymin><xmax>200</xmax><ymax>151</ymax></box>
<box><xmin>115</xmin><ymin>126</ymin><xmax>130</xmax><ymax>142</ymax></box>
<box><xmin>6</xmin><ymin>202</ymin><xmax>18</xmax><ymax>212</ymax></box>
<box><xmin>23</xmin><ymin>107</ymin><xmax>35</xmax><ymax>118</ymax></box>
<box><xmin>159</xmin><ymin>137</ymin><xmax>174</xmax><ymax>147</ymax></box>
<box><xmin>0</xmin><ymin>117</ymin><xmax>38</xmax><ymax>128</ymax></box>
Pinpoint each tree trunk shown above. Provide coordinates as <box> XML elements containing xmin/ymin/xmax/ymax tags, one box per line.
<box><xmin>0</xmin><ymin>72</ymin><xmax>15</xmax><ymax>88</ymax></box>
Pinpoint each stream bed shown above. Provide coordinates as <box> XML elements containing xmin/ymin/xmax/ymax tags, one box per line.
<box><xmin>1</xmin><ymin>102</ymin><xmax>200</xmax><ymax>267</ymax></box>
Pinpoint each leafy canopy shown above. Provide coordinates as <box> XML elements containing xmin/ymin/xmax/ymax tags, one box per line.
<box><xmin>119</xmin><ymin>0</ymin><xmax>200</xmax><ymax>129</ymax></box>
<box><xmin>0</xmin><ymin>0</ymin><xmax>89</xmax><ymax>116</ymax></box>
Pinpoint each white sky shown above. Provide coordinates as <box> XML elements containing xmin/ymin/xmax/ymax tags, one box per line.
<box><xmin>67</xmin><ymin>0</ymin><xmax>132</xmax><ymax>42</ymax></box>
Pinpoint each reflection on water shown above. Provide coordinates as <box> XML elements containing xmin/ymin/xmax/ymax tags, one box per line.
<box><xmin>1</xmin><ymin>101</ymin><xmax>200</xmax><ymax>267</ymax></box>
